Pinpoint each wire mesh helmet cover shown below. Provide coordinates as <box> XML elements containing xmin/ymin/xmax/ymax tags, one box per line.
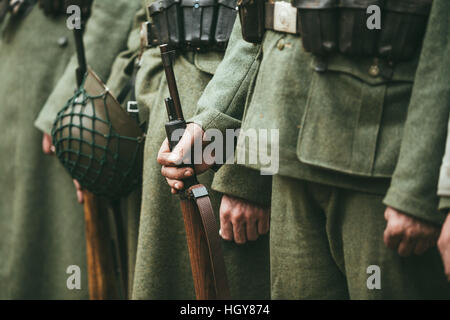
<box><xmin>52</xmin><ymin>69</ymin><xmax>145</xmax><ymax>199</ymax></box>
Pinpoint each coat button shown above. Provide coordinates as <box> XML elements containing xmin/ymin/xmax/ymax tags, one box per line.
<box><xmin>58</xmin><ymin>36</ymin><xmax>68</xmax><ymax>48</ymax></box>
<box><xmin>277</xmin><ymin>39</ymin><xmax>285</xmax><ymax>51</ymax></box>
<box><xmin>369</xmin><ymin>64</ymin><xmax>380</xmax><ymax>77</ymax></box>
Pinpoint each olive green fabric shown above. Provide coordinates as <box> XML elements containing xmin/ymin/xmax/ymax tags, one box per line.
<box><xmin>132</xmin><ymin>47</ymin><xmax>270</xmax><ymax>299</ymax></box>
<box><xmin>190</xmin><ymin>0</ymin><xmax>449</xmax><ymax>299</ymax></box>
<box><xmin>34</xmin><ymin>0</ymin><xmax>143</xmax><ymax>135</ymax></box>
<box><xmin>440</xmin><ymin>198</ymin><xmax>450</xmax><ymax>211</ymax></box>
<box><xmin>192</xmin><ymin>1</ymin><xmax>446</xmax><ymax>225</ymax></box>
<box><xmin>0</xmin><ymin>7</ymin><xmax>88</xmax><ymax>299</ymax></box>
<box><xmin>212</xmin><ymin>165</ymin><xmax>271</xmax><ymax>207</ymax></box>
<box><xmin>271</xmin><ymin>175</ymin><xmax>450</xmax><ymax>299</ymax></box>
<box><xmin>384</xmin><ymin>0</ymin><xmax>450</xmax><ymax>224</ymax></box>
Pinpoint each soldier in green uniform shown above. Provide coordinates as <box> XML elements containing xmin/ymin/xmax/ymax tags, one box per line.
<box><xmin>131</xmin><ymin>0</ymin><xmax>271</xmax><ymax>299</ymax></box>
<box><xmin>159</xmin><ymin>0</ymin><xmax>450</xmax><ymax>299</ymax></box>
<box><xmin>35</xmin><ymin>0</ymin><xmax>144</xmax><ymax>298</ymax></box>
<box><xmin>37</xmin><ymin>0</ymin><xmax>271</xmax><ymax>299</ymax></box>
<box><xmin>0</xmin><ymin>0</ymin><xmax>90</xmax><ymax>299</ymax></box>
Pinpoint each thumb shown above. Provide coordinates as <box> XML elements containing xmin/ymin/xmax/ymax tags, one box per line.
<box><xmin>42</xmin><ymin>133</ymin><xmax>55</xmax><ymax>155</ymax></box>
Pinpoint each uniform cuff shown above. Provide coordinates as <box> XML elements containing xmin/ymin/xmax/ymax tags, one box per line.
<box><xmin>188</xmin><ymin>107</ymin><xmax>241</xmax><ymax>135</ymax></box>
<box><xmin>211</xmin><ymin>165</ymin><xmax>272</xmax><ymax>207</ymax></box>
<box><xmin>439</xmin><ymin>197</ymin><xmax>450</xmax><ymax>211</ymax></box>
<box><xmin>383</xmin><ymin>189</ymin><xmax>447</xmax><ymax>225</ymax></box>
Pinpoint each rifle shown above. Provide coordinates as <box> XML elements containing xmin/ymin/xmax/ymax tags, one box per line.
<box><xmin>73</xmin><ymin>27</ymin><xmax>125</xmax><ymax>300</ymax></box>
<box><xmin>160</xmin><ymin>44</ymin><xmax>230</xmax><ymax>300</ymax></box>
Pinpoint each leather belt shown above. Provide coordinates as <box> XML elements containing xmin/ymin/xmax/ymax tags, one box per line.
<box><xmin>265</xmin><ymin>1</ymin><xmax>301</xmax><ymax>35</ymax></box>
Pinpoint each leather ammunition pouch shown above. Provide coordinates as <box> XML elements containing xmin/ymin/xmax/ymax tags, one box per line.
<box><xmin>378</xmin><ymin>0</ymin><xmax>432</xmax><ymax>61</ymax></box>
<box><xmin>38</xmin><ymin>0</ymin><xmax>93</xmax><ymax>17</ymax></box>
<box><xmin>148</xmin><ymin>0</ymin><xmax>238</xmax><ymax>51</ymax></box>
<box><xmin>237</xmin><ymin>0</ymin><xmax>265</xmax><ymax>43</ymax></box>
<box><xmin>294</xmin><ymin>0</ymin><xmax>338</xmax><ymax>56</ymax></box>
<box><xmin>238</xmin><ymin>0</ymin><xmax>433</xmax><ymax>62</ymax></box>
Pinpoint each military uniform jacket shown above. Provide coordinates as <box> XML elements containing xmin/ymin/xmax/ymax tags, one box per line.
<box><xmin>191</xmin><ymin>0</ymin><xmax>449</xmax><ymax>224</ymax></box>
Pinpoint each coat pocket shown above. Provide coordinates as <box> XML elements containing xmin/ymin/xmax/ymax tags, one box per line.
<box><xmin>296</xmin><ymin>57</ymin><xmax>413</xmax><ymax>177</ymax></box>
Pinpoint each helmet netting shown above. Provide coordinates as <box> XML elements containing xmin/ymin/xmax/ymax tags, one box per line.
<box><xmin>51</xmin><ymin>78</ymin><xmax>144</xmax><ymax>199</ymax></box>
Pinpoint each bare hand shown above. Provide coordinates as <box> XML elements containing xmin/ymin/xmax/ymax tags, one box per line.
<box><xmin>219</xmin><ymin>195</ymin><xmax>270</xmax><ymax>244</ymax></box>
<box><xmin>42</xmin><ymin>133</ymin><xmax>55</xmax><ymax>155</ymax></box>
<box><xmin>384</xmin><ymin>206</ymin><xmax>440</xmax><ymax>257</ymax></box>
<box><xmin>158</xmin><ymin>123</ymin><xmax>211</xmax><ymax>193</ymax></box>
<box><xmin>438</xmin><ymin>213</ymin><xmax>450</xmax><ymax>281</ymax></box>
<box><xmin>73</xmin><ymin>179</ymin><xmax>84</xmax><ymax>204</ymax></box>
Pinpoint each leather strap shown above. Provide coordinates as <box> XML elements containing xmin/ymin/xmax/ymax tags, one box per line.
<box><xmin>188</xmin><ymin>184</ymin><xmax>230</xmax><ymax>300</ymax></box>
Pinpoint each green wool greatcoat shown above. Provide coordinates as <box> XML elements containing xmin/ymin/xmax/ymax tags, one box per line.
<box><xmin>191</xmin><ymin>0</ymin><xmax>450</xmax><ymax>299</ymax></box>
<box><xmin>131</xmin><ymin>1</ymin><xmax>271</xmax><ymax>299</ymax></box>
<box><xmin>0</xmin><ymin>6</ymin><xmax>87</xmax><ymax>299</ymax></box>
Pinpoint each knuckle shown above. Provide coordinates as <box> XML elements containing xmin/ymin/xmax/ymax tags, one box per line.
<box><xmin>220</xmin><ymin>210</ymin><xmax>231</xmax><ymax>221</ymax></box>
<box><xmin>231</xmin><ymin>211</ymin><xmax>245</xmax><ymax>224</ymax></box>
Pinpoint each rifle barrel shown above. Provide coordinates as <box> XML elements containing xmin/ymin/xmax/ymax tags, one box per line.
<box><xmin>160</xmin><ymin>44</ymin><xmax>184</xmax><ymax>120</ymax></box>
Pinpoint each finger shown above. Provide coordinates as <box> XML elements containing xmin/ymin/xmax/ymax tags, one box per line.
<box><xmin>398</xmin><ymin>236</ymin><xmax>417</xmax><ymax>257</ymax></box>
<box><xmin>165</xmin><ymin>178</ymin><xmax>184</xmax><ymax>191</ymax></box>
<box><xmin>73</xmin><ymin>179</ymin><xmax>82</xmax><ymax>191</ymax></box>
<box><xmin>42</xmin><ymin>133</ymin><xmax>55</xmax><ymax>155</ymax></box>
<box><xmin>220</xmin><ymin>221</ymin><xmax>233</xmax><ymax>241</ymax></box>
<box><xmin>383</xmin><ymin>227</ymin><xmax>403</xmax><ymax>251</ymax></box>
<box><xmin>157</xmin><ymin>138</ymin><xmax>186</xmax><ymax>167</ymax></box>
<box><xmin>257</xmin><ymin>210</ymin><xmax>270</xmax><ymax>235</ymax></box>
<box><xmin>246</xmin><ymin>221</ymin><xmax>259</xmax><ymax>242</ymax></box>
<box><xmin>219</xmin><ymin>205</ymin><xmax>233</xmax><ymax>241</ymax></box>
<box><xmin>232</xmin><ymin>219</ymin><xmax>246</xmax><ymax>245</ymax></box>
<box><xmin>77</xmin><ymin>190</ymin><xmax>84</xmax><ymax>204</ymax></box>
<box><xmin>384</xmin><ymin>207</ymin><xmax>393</xmax><ymax>221</ymax></box>
<box><xmin>157</xmin><ymin>139</ymin><xmax>176</xmax><ymax>166</ymax></box>
<box><xmin>161</xmin><ymin>165</ymin><xmax>194</xmax><ymax>180</ymax></box>
<box><xmin>414</xmin><ymin>238</ymin><xmax>433</xmax><ymax>256</ymax></box>
<box><xmin>73</xmin><ymin>180</ymin><xmax>84</xmax><ymax>204</ymax></box>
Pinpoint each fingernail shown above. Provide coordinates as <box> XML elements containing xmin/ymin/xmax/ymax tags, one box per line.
<box><xmin>175</xmin><ymin>183</ymin><xmax>179</xmax><ymax>189</ymax></box>
<box><xmin>184</xmin><ymin>170</ymin><xmax>192</xmax><ymax>177</ymax></box>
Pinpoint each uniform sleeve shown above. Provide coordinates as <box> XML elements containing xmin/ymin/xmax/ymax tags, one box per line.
<box><xmin>383</xmin><ymin>0</ymin><xmax>450</xmax><ymax>225</ymax></box>
<box><xmin>190</xmin><ymin>20</ymin><xmax>270</xmax><ymax>206</ymax></box>
<box><xmin>189</xmin><ymin>19</ymin><xmax>261</xmax><ymax>133</ymax></box>
<box><xmin>438</xmin><ymin>120</ymin><xmax>450</xmax><ymax>211</ymax></box>
<box><xmin>212</xmin><ymin>165</ymin><xmax>272</xmax><ymax>207</ymax></box>
<box><xmin>34</xmin><ymin>0</ymin><xmax>142</xmax><ymax>134</ymax></box>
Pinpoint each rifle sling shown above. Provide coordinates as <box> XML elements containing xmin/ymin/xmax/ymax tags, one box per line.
<box><xmin>188</xmin><ymin>184</ymin><xmax>231</xmax><ymax>300</ymax></box>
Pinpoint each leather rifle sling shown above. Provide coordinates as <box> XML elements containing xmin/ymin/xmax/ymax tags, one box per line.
<box><xmin>187</xmin><ymin>184</ymin><xmax>230</xmax><ymax>300</ymax></box>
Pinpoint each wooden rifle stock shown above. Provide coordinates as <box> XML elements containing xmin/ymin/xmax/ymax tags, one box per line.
<box><xmin>83</xmin><ymin>191</ymin><xmax>123</xmax><ymax>299</ymax></box>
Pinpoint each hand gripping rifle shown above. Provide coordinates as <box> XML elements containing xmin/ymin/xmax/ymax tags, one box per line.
<box><xmin>160</xmin><ymin>44</ymin><xmax>230</xmax><ymax>300</ymax></box>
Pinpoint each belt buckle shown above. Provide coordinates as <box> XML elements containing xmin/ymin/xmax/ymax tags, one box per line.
<box><xmin>273</xmin><ymin>1</ymin><xmax>297</xmax><ymax>35</ymax></box>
